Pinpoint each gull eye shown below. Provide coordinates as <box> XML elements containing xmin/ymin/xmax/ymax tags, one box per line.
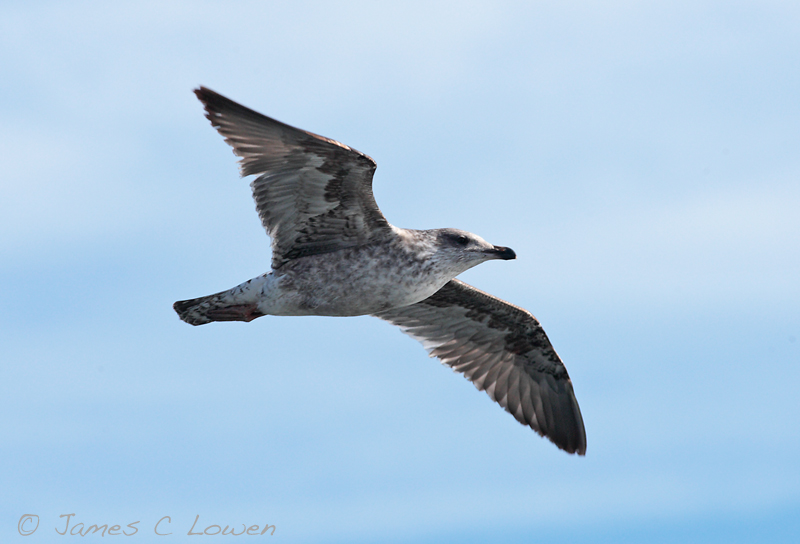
<box><xmin>456</xmin><ymin>235</ymin><xmax>469</xmax><ymax>246</ymax></box>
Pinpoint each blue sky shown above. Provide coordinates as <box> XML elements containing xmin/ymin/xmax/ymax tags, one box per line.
<box><xmin>2</xmin><ymin>1</ymin><xmax>798</xmax><ymax>542</ymax></box>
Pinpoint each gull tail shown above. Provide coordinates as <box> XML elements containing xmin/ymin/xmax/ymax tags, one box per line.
<box><xmin>173</xmin><ymin>276</ymin><xmax>269</xmax><ymax>326</ymax></box>
<box><xmin>172</xmin><ymin>291</ymin><xmax>264</xmax><ymax>325</ymax></box>
<box><xmin>173</xmin><ymin>293</ymin><xmax>264</xmax><ymax>326</ymax></box>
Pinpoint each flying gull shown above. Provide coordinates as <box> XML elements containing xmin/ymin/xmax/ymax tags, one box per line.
<box><xmin>174</xmin><ymin>87</ymin><xmax>587</xmax><ymax>455</ymax></box>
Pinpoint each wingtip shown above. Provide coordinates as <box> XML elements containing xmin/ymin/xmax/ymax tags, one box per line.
<box><xmin>523</xmin><ymin>376</ymin><xmax>587</xmax><ymax>456</ymax></box>
<box><xmin>195</xmin><ymin>86</ymin><xmax>239</xmax><ymax>114</ymax></box>
<box><xmin>194</xmin><ymin>85</ymin><xmax>213</xmax><ymax>99</ymax></box>
<box><xmin>553</xmin><ymin>396</ymin><xmax>587</xmax><ymax>456</ymax></box>
<box><xmin>533</xmin><ymin>420</ymin><xmax>587</xmax><ymax>456</ymax></box>
<box><xmin>194</xmin><ymin>86</ymin><xmax>222</xmax><ymax>111</ymax></box>
<box><xmin>564</xmin><ymin>431</ymin><xmax>588</xmax><ymax>456</ymax></box>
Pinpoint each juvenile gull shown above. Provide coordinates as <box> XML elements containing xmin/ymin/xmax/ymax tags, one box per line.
<box><xmin>174</xmin><ymin>87</ymin><xmax>587</xmax><ymax>455</ymax></box>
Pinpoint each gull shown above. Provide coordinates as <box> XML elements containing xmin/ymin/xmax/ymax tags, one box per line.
<box><xmin>174</xmin><ymin>87</ymin><xmax>587</xmax><ymax>455</ymax></box>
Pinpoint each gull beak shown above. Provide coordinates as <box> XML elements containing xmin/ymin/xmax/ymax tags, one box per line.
<box><xmin>489</xmin><ymin>245</ymin><xmax>516</xmax><ymax>260</ymax></box>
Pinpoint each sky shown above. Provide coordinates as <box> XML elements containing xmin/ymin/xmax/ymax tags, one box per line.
<box><xmin>1</xmin><ymin>1</ymin><xmax>799</xmax><ymax>542</ymax></box>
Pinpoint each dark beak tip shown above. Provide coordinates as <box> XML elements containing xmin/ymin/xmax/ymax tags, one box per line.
<box><xmin>494</xmin><ymin>246</ymin><xmax>516</xmax><ymax>260</ymax></box>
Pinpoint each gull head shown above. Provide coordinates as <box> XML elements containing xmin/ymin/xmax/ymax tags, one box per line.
<box><xmin>428</xmin><ymin>228</ymin><xmax>516</xmax><ymax>276</ymax></box>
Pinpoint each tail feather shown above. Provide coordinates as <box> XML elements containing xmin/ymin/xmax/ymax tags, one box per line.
<box><xmin>173</xmin><ymin>292</ymin><xmax>264</xmax><ymax>326</ymax></box>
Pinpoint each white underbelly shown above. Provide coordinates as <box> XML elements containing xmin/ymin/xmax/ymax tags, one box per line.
<box><xmin>257</xmin><ymin>250</ymin><xmax>450</xmax><ymax>317</ymax></box>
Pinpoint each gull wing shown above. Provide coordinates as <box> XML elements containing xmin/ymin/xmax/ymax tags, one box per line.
<box><xmin>374</xmin><ymin>279</ymin><xmax>586</xmax><ymax>455</ymax></box>
<box><xmin>195</xmin><ymin>87</ymin><xmax>393</xmax><ymax>268</ymax></box>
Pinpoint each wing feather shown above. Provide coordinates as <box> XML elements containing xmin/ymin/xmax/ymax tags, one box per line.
<box><xmin>194</xmin><ymin>87</ymin><xmax>393</xmax><ymax>268</ymax></box>
<box><xmin>374</xmin><ymin>279</ymin><xmax>586</xmax><ymax>455</ymax></box>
